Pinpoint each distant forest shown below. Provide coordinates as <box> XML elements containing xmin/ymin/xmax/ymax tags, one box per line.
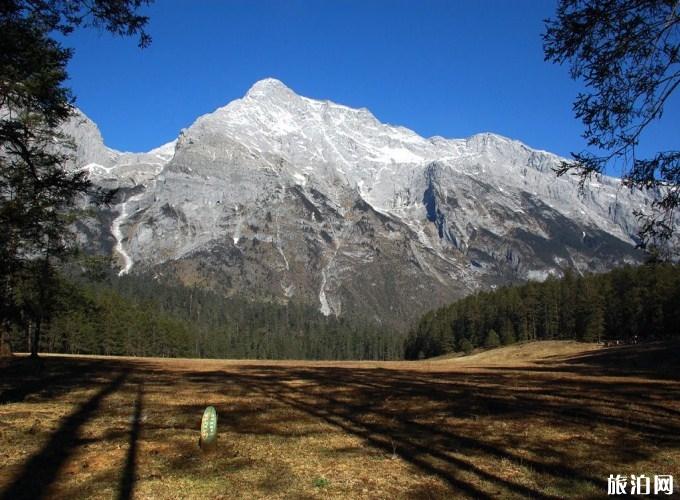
<box><xmin>404</xmin><ymin>264</ymin><xmax>680</xmax><ymax>359</ymax></box>
<box><xmin>16</xmin><ymin>272</ymin><xmax>405</xmax><ymax>361</ymax></box>
<box><xmin>7</xmin><ymin>263</ymin><xmax>679</xmax><ymax>361</ymax></box>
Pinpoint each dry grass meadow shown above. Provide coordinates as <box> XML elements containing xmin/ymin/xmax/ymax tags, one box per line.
<box><xmin>1</xmin><ymin>341</ymin><xmax>679</xmax><ymax>499</ymax></box>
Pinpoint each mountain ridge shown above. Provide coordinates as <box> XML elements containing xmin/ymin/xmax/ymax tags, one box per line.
<box><xmin>69</xmin><ymin>78</ymin><xmax>648</xmax><ymax>328</ymax></box>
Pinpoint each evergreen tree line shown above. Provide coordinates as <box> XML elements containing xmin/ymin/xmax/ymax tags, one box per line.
<box><xmin>404</xmin><ymin>264</ymin><xmax>680</xmax><ymax>360</ymax></box>
<box><xmin>8</xmin><ymin>271</ymin><xmax>405</xmax><ymax>361</ymax></box>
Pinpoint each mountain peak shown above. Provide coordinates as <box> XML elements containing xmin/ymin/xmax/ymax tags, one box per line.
<box><xmin>245</xmin><ymin>78</ymin><xmax>294</xmax><ymax>98</ymax></box>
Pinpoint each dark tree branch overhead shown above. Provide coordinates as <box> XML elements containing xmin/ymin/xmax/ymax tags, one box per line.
<box><xmin>544</xmin><ymin>0</ymin><xmax>680</xmax><ymax>254</ymax></box>
<box><xmin>5</xmin><ymin>0</ymin><xmax>153</xmax><ymax>47</ymax></box>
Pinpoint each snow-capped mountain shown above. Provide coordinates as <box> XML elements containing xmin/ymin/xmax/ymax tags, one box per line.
<box><xmin>70</xmin><ymin>78</ymin><xmax>649</xmax><ymax>328</ymax></box>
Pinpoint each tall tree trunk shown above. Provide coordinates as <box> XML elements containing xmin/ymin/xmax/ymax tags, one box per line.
<box><xmin>0</xmin><ymin>323</ymin><xmax>12</xmax><ymax>357</ymax></box>
<box><xmin>30</xmin><ymin>318</ymin><xmax>40</xmax><ymax>358</ymax></box>
<box><xmin>26</xmin><ymin>321</ymin><xmax>32</xmax><ymax>355</ymax></box>
<box><xmin>30</xmin><ymin>248</ymin><xmax>51</xmax><ymax>359</ymax></box>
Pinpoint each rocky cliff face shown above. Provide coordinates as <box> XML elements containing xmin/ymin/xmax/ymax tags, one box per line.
<box><xmin>69</xmin><ymin>78</ymin><xmax>650</xmax><ymax>328</ymax></box>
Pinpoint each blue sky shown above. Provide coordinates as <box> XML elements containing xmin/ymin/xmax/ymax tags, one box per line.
<box><xmin>61</xmin><ymin>0</ymin><xmax>678</xmax><ymax>174</ymax></box>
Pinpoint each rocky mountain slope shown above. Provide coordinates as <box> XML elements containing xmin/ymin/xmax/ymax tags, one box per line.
<box><xmin>69</xmin><ymin>78</ymin><xmax>650</xmax><ymax>328</ymax></box>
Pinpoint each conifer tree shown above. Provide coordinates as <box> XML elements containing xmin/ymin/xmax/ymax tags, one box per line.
<box><xmin>0</xmin><ymin>0</ymin><xmax>152</xmax><ymax>356</ymax></box>
<box><xmin>484</xmin><ymin>329</ymin><xmax>501</xmax><ymax>348</ymax></box>
<box><xmin>500</xmin><ymin>319</ymin><xmax>516</xmax><ymax>346</ymax></box>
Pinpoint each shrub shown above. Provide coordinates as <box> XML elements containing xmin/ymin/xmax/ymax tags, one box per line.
<box><xmin>313</xmin><ymin>477</ymin><xmax>329</xmax><ymax>488</ymax></box>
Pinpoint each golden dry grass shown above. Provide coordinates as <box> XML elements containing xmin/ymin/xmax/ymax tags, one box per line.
<box><xmin>1</xmin><ymin>341</ymin><xmax>678</xmax><ymax>499</ymax></box>
<box><xmin>437</xmin><ymin>340</ymin><xmax>603</xmax><ymax>365</ymax></box>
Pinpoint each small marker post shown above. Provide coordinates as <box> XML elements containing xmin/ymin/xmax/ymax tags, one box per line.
<box><xmin>199</xmin><ymin>406</ymin><xmax>218</xmax><ymax>451</ymax></box>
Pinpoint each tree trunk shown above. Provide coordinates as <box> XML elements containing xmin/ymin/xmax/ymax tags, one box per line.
<box><xmin>0</xmin><ymin>324</ymin><xmax>12</xmax><ymax>357</ymax></box>
<box><xmin>30</xmin><ymin>318</ymin><xmax>40</xmax><ymax>358</ymax></box>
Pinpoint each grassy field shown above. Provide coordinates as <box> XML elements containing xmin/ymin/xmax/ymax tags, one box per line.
<box><xmin>0</xmin><ymin>341</ymin><xmax>678</xmax><ymax>499</ymax></box>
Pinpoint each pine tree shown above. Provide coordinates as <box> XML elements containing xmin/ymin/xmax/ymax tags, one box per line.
<box><xmin>500</xmin><ymin>319</ymin><xmax>516</xmax><ymax>346</ymax></box>
<box><xmin>460</xmin><ymin>338</ymin><xmax>474</xmax><ymax>355</ymax></box>
<box><xmin>0</xmin><ymin>0</ymin><xmax>152</xmax><ymax>356</ymax></box>
<box><xmin>484</xmin><ymin>329</ymin><xmax>501</xmax><ymax>348</ymax></box>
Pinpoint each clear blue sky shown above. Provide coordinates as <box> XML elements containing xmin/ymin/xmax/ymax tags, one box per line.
<box><xmin>61</xmin><ymin>0</ymin><xmax>679</xmax><ymax>174</ymax></box>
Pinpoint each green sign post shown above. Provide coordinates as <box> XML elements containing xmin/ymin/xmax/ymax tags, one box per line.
<box><xmin>199</xmin><ymin>406</ymin><xmax>218</xmax><ymax>450</ymax></box>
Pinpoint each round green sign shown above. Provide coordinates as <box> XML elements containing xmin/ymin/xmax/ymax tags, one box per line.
<box><xmin>200</xmin><ymin>406</ymin><xmax>218</xmax><ymax>446</ymax></box>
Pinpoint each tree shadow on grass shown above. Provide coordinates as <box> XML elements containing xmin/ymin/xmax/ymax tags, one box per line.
<box><xmin>0</xmin><ymin>370</ymin><xmax>128</xmax><ymax>500</ymax></box>
<box><xmin>536</xmin><ymin>340</ymin><xmax>680</xmax><ymax>380</ymax></box>
<box><xmin>117</xmin><ymin>382</ymin><xmax>143</xmax><ymax>500</ymax></box>
<box><xmin>2</xmin><ymin>353</ymin><xmax>678</xmax><ymax>498</ymax></box>
<box><xmin>0</xmin><ymin>357</ymin><xmax>160</xmax><ymax>500</ymax></box>
<box><xmin>0</xmin><ymin>357</ymin><xmax>120</xmax><ymax>404</ymax></box>
<box><xmin>175</xmin><ymin>360</ymin><xmax>680</xmax><ymax>499</ymax></box>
